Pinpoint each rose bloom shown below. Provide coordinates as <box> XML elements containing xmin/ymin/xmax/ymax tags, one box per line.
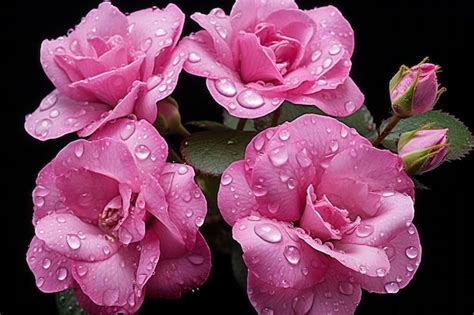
<box><xmin>25</xmin><ymin>2</ymin><xmax>187</xmax><ymax>140</ymax></box>
<box><xmin>181</xmin><ymin>0</ymin><xmax>364</xmax><ymax>119</ymax></box>
<box><xmin>218</xmin><ymin>114</ymin><xmax>421</xmax><ymax>314</ymax></box>
<box><xmin>27</xmin><ymin>119</ymin><xmax>211</xmax><ymax>314</ymax></box>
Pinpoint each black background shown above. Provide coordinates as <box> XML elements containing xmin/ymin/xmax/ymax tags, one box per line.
<box><xmin>1</xmin><ymin>0</ymin><xmax>472</xmax><ymax>314</ymax></box>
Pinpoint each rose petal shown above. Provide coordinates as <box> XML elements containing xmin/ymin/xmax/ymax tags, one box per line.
<box><xmin>26</xmin><ymin>236</ymin><xmax>73</xmax><ymax>293</ymax></box>
<box><xmin>35</xmin><ymin>213</ymin><xmax>121</xmax><ymax>262</ymax></box>
<box><xmin>135</xmin><ymin>230</ymin><xmax>161</xmax><ymax>291</ymax></box>
<box><xmin>32</xmin><ymin>162</ymin><xmax>64</xmax><ymax>224</ymax></box>
<box><xmin>146</xmin><ymin>232</ymin><xmax>211</xmax><ymax>299</ymax></box>
<box><xmin>233</xmin><ymin>217</ymin><xmax>329</xmax><ymax>290</ymax></box>
<box><xmin>24</xmin><ymin>90</ymin><xmax>109</xmax><ymax>141</ymax></box>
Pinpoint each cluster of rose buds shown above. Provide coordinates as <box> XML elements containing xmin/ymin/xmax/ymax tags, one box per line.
<box><xmin>24</xmin><ymin>1</ymin><xmax>466</xmax><ymax>315</ymax></box>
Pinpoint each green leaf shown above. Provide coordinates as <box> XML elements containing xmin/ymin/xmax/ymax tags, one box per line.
<box><xmin>412</xmin><ymin>177</ymin><xmax>430</xmax><ymax>190</ymax></box>
<box><xmin>195</xmin><ymin>175</ymin><xmax>220</xmax><ymax>215</ymax></box>
<box><xmin>223</xmin><ymin>112</ymin><xmax>256</xmax><ymax>131</ymax></box>
<box><xmin>231</xmin><ymin>245</ymin><xmax>247</xmax><ymax>290</ymax></box>
<box><xmin>181</xmin><ymin>130</ymin><xmax>256</xmax><ymax>176</ymax></box>
<box><xmin>56</xmin><ymin>289</ymin><xmax>87</xmax><ymax>315</ymax></box>
<box><xmin>186</xmin><ymin>120</ymin><xmax>230</xmax><ymax>131</ymax></box>
<box><xmin>249</xmin><ymin>102</ymin><xmax>377</xmax><ymax>139</ymax></box>
<box><xmin>382</xmin><ymin>111</ymin><xmax>473</xmax><ymax>161</ymax></box>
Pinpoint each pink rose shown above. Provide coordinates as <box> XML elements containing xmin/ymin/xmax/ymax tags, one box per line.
<box><xmin>390</xmin><ymin>62</ymin><xmax>441</xmax><ymax>117</ymax></box>
<box><xmin>181</xmin><ymin>0</ymin><xmax>364</xmax><ymax>119</ymax></box>
<box><xmin>217</xmin><ymin>114</ymin><xmax>421</xmax><ymax>314</ymax></box>
<box><xmin>27</xmin><ymin>119</ymin><xmax>211</xmax><ymax>313</ymax></box>
<box><xmin>25</xmin><ymin>2</ymin><xmax>187</xmax><ymax>141</ymax></box>
<box><xmin>398</xmin><ymin>128</ymin><xmax>449</xmax><ymax>174</ymax></box>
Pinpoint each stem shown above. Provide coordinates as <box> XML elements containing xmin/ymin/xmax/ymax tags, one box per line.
<box><xmin>372</xmin><ymin>114</ymin><xmax>402</xmax><ymax>146</ymax></box>
<box><xmin>169</xmin><ymin>147</ymin><xmax>184</xmax><ymax>163</ymax></box>
<box><xmin>271</xmin><ymin>107</ymin><xmax>282</xmax><ymax>127</ymax></box>
<box><xmin>236</xmin><ymin>118</ymin><xmax>247</xmax><ymax>131</ymax></box>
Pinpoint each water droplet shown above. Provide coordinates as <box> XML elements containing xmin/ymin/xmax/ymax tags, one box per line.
<box><xmin>311</xmin><ymin>50</ymin><xmax>322</xmax><ymax>62</ymax></box>
<box><xmin>355</xmin><ymin>224</ymin><xmax>373</xmax><ymax>238</ymax></box>
<box><xmin>329</xmin><ymin>44</ymin><xmax>341</xmax><ymax>55</ymax></box>
<box><xmin>141</xmin><ymin>38</ymin><xmax>153</xmax><ymax>51</ymax></box>
<box><xmin>254</xmin><ymin>223</ymin><xmax>282</xmax><ymax>243</ymax></box>
<box><xmin>269</xmin><ymin>147</ymin><xmax>288</xmax><ymax>167</ymax></box>
<box><xmin>49</xmin><ymin>109</ymin><xmax>59</xmax><ymax>118</ymax></box>
<box><xmin>215</xmin><ymin>25</ymin><xmax>227</xmax><ymax>39</ymax></box>
<box><xmin>358</xmin><ymin>265</ymin><xmax>367</xmax><ymax>274</ymax></box>
<box><xmin>135</xmin><ymin>145</ymin><xmax>151</xmax><ymax>160</ymax></box>
<box><xmin>340</xmin><ymin>127</ymin><xmax>348</xmax><ymax>138</ymax></box>
<box><xmin>221</xmin><ymin>174</ymin><xmax>233</xmax><ymax>186</ymax></box>
<box><xmin>248</xmin><ymin>215</ymin><xmax>261</xmax><ymax>221</ymax></box>
<box><xmin>338</xmin><ymin>281</ymin><xmax>354</xmax><ymax>295</ymax></box>
<box><xmin>287</xmin><ymin>178</ymin><xmax>296</xmax><ymax>190</ymax></box>
<box><xmin>261</xmin><ymin>307</ymin><xmax>274</xmax><ymax>315</ymax></box>
<box><xmin>284</xmin><ymin>245</ymin><xmax>301</xmax><ymax>265</ymax></box>
<box><xmin>74</xmin><ymin>264</ymin><xmax>88</xmax><ymax>278</ymax></box>
<box><xmin>35</xmin><ymin>119</ymin><xmax>52</xmax><ymax>137</ymax></box>
<box><xmin>406</xmin><ymin>264</ymin><xmax>415</xmax><ymax>272</ymax></box>
<box><xmin>36</xmin><ymin>277</ymin><xmax>45</xmax><ymax>287</ymax></box>
<box><xmin>384</xmin><ymin>281</ymin><xmax>400</xmax><ymax>293</ymax></box>
<box><xmin>146</xmin><ymin>75</ymin><xmax>163</xmax><ymax>90</ymax></box>
<box><xmin>322</xmin><ymin>58</ymin><xmax>333</xmax><ymax>68</ymax></box>
<box><xmin>70</xmin><ymin>40</ymin><xmax>80</xmax><ymax>54</ymax></box>
<box><xmin>237</xmin><ymin>89</ymin><xmax>265</xmax><ymax>109</ymax></box>
<box><xmin>188</xmin><ymin>255</ymin><xmax>205</xmax><ymax>265</ymax></box>
<box><xmin>56</xmin><ymin>267</ymin><xmax>68</xmax><ymax>281</ymax></box>
<box><xmin>42</xmin><ymin>258</ymin><xmax>51</xmax><ymax>269</ymax></box>
<box><xmin>267</xmin><ymin>202</ymin><xmax>279</xmax><ymax>214</ymax></box>
<box><xmin>155</xmin><ymin>28</ymin><xmax>167</xmax><ymax>37</ymax></box>
<box><xmin>279</xmin><ymin>129</ymin><xmax>290</xmax><ymax>141</ymax></box>
<box><xmin>296</xmin><ymin>149</ymin><xmax>312</xmax><ymax>168</ymax></box>
<box><xmin>405</xmin><ymin>246</ymin><xmax>418</xmax><ymax>259</ymax></box>
<box><xmin>103</xmin><ymin>288</ymin><xmax>119</xmax><ymax>306</ymax></box>
<box><xmin>120</xmin><ymin>122</ymin><xmax>136</xmax><ymax>140</ymax></box>
<box><xmin>73</xmin><ymin>142</ymin><xmax>84</xmax><ymax>158</ymax></box>
<box><xmin>344</xmin><ymin>101</ymin><xmax>355</xmax><ymax>112</ymax></box>
<box><xmin>66</xmin><ymin>234</ymin><xmax>81</xmax><ymax>250</ymax></box>
<box><xmin>329</xmin><ymin>140</ymin><xmax>339</xmax><ymax>152</ymax></box>
<box><xmin>214</xmin><ymin>78</ymin><xmax>237</xmax><ymax>97</ymax></box>
<box><xmin>56</xmin><ymin>216</ymin><xmax>66</xmax><ymax>223</ymax></box>
<box><xmin>317</xmin><ymin>79</ymin><xmax>327</xmax><ymax>86</ymax></box>
<box><xmin>301</xmin><ymin>267</ymin><xmax>309</xmax><ymax>276</ymax></box>
<box><xmin>376</xmin><ymin>268</ymin><xmax>386</xmax><ymax>277</ymax></box>
<box><xmin>103</xmin><ymin>246</ymin><xmax>111</xmax><ymax>255</ymax></box>
<box><xmin>195</xmin><ymin>216</ymin><xmax>204</xmax><ymax>227</ymax></box>
<box><xmin>407</xmin><ymin>224</ymin><xmax>416</xmax><ymax>235</ymax></box>
<box><xmin>34</xmin><ymin>196</ymin><xmax>45</xmax><ymax>207</ymax></box>
<box><xmin>40</xmin><ymin>94</ymin><xmax>58</xmax><ymax>111</ymax></box>
<box><xmin>188</xmin><ymin>52</ymin><xmax>201</xmax><ymax>63</ymax></box>
<box><xmin>383</xmin><ymin>245</ymin><xmax>396</xmax><ymax>261</ymax></box>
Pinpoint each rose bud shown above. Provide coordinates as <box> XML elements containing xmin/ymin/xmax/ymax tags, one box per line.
<box><xmin>155</xmin><ymin>97</ymin><xmax>190</xmax><ymax>137</ymax></box>
<box><xmin>398</xmin><ymin>128</ymin><xmax>449</xmax><ymax>174</ymax></box>
<box><xmin>390</xmin><ymin>60</ymin><xmax>445</xmax><ymax>117</ymax></box>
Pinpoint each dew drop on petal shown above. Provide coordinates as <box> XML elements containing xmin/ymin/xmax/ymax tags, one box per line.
<box><xmin>42</xmin><ymin>258</ymin><xmax>51</xmax><ymax>269</ymax></box>
<box><xmin>254</xmin><ymin>223</ymin><xmax>282</xmax><ymax>243</ymax></box>
<box><xmin>311</xmin><ymin>50</ymin><xmax>322</xmax><ymax>62</ymax></box>
<box><xmin>405</xmin><ymin>246</ymin><xmax>419</xmax><ymax>259</ymax></box>
<box><xmin>384</xmin><ymin>281</ymin><xmax>400</xmax><ymax>294</ymax></box>
<box><xmin>344</xmin><ymin>101</ymin><xmax>355</xmax><ymax>112</ymax></box>
<box><xmin>188</xmin><ymin>52</ymin><xmax>201</xmax><ymax>63</ymax></box>
<box><xmin>135</xmin><ymin>145</ymin><xmax>151</xmax><ymax>160</ymax></box>
<box><xmin>155</xmin><ymin>28</ymin><xmax>167</xmax><ymax>37</ymax></box>
<box><xmin>188</xmin><ymin>255</ymin><xmax>205</xmax><ymax>265</ymax></box>
<box><xmin>56</xmin><ymin>267</ymin><xmax>68</xmax><ymax>281</ymax></box>
<box><xmin>221</xmin><ymin>174</ymin><xmax>233</xmax><ymax>186</ymax></box>
<box><xmin>355</xmin><ymin>224</ymin><xmax>374</xmax><ymax>238</ymax></box>
<box><xmin>66</xmin><ymin>234</ymin><xmax>81</xmax><ymax>250</ymax></box>
<box><xmin>74</xmin><ymin>142</ymin><xmax>84</xmax><ymax>158</ymax></box>
<box><xmin>338</xmin><ymin>281</ymin><xmax>354</xmax><ymax>295</ymax></box>
<box><xmin>283</xmin><ymin>245</ymin><xmax>301</xmax><ymax>265</ymax></box>
<box><xmin>237</xmin><ymin>89</ymin><xmax>265</xmax><ymax>109</ymax></box>
<box><xmin>329</xmin><ymin>44</ymin><xmax>341</xmax><ymax>55</ymax></box>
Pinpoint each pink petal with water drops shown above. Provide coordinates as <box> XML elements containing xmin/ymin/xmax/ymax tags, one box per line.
<box><xmin>135</xmin><ymin>231</ymin><xmax>161</xmax><ymax>291</ymax></box>
<box><xmin>244</xmin><ymin>125</ymin><xmax>281</xmax><ymax>172</ymax></box>
<box><xmin>77</xmin><ymin>81</ymin><xmax>145</xmax><ymax>137</ymax></box>
<box><xmin>55</xmin><ymin>168</ymin><xmax>119</xmax><ymax>222</ymax></box>
<box><xmin>158</xmin><ymin>163</ymin><xmax>207</xmax><ymax>249</ymax></box>
<box><xmin>191</xmin><ymin>9</ymin><xmax>234</xmax><ymax>68</ymax></box>
<box><xmin>26</xmin><ymin>237</ymin><xmax>73</xmax><ymax>293</ymax></box>
<box><xmin>299</xmin><ymin>232</ymin><xmax>390</xmax><ymax>278</ymax></box>
<box><xmin>32</xmin><ymin>163</ymin><xmax>64</xmax><ymax>224</ymax></box>
<box><xmin>70</xmin><ymin>55</ymin><xmax>144</xmax><ymax>106</ymax></box>
<box><xmin>218</xmin><ymin>160</ymin><xmax>258</xmax><ymax>225</ymax></box>
<box><xmin>233</xmin><ymin>216</ymin><xmax>329</xmax><ymax>290</ymax></box>
<box><xmin>71</xmin><ymin>245</ymin><xmax>141</xmax><ymax>310</ymax></box>
<box><xmin>35</xmin><ymin>213</ymin><xmax>121</xmax><ymax>262</ymax></box>
<box><xmin>90</xmin><ymin>119</ymin><xmax>168</xmax><ymax>177</ymax></box>
<box><xmin>53</xmin><ymin>138</ymin><xmax>141</xmax><ymax>192</ymax></box>
<box><xmin>247</xmin><ymin>262</ymin><xmax>362</xmax><ymax>315</ymax></box>
<box><xmin>229</xmin><ymin>0</ymin><xmax>298</xmax><ymax>32</ymax></box>
<box><xmin>135</xmin><ymin>46</ymin><xmax>187</xmax><ymax>122</ymax></box>
<box><xmin>25</xmin><ymin>90</ymin><xmax>110</xmax><ymax>141</ymax></box>
<box><xmin>350</xmin><ymin>224</ymin><xmax>422</xmax><ymax>294</ymax></box>
<box><xmin>286</xmin><ymin>77</ymin><xmax>364</xmax><ymax>117</ymax></box>
<box><xmin>305</xmin><ymin>6</ymin><xmax>355</xmax><ymax>58</ymax></box>
<box><xmin>248</xmin><ymin>115</ymin><xmax>370</xmax><ymax>222</ymax></box>
<box><xmin>341</xmin><ymin>193</ymin><xmax>415</xmax><ymax>247</ymax></box>
<box><xmin>146</xmin><ymin>232</ymin><xmax>211</xmax><ymax>299</ymax></box>
<box><xmin>127</xmin><ymin>4</ymin><xmax>185</xmax><ymax>78</ymax></box>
